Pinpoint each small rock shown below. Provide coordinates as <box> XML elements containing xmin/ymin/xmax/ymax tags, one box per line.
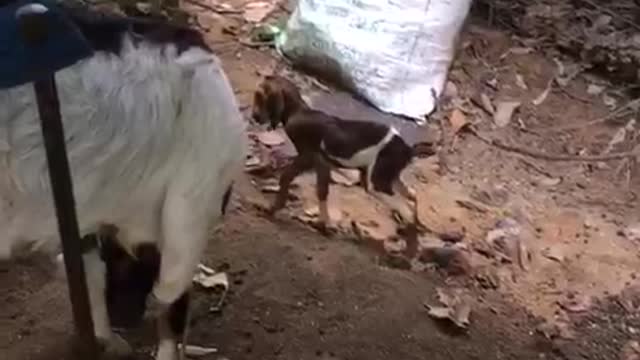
<box><xmin>419</xmin><ymin>246</ymin><xmax>472</xmax><ymax>275</ymax></box>
<box><xmin>448</xmin><ymin>108</ymin><xmax>469</xmax><ymax>134</ymax></box>
<box><xmin>621</xmin><ymin>341</ymin><xmax>640</xmax><ymax>360</ymax></box>
<box><xmin>471</xmin><ymin>186</ymin><xmax>509</xmax><ymax>207</ymax></box>
<box><xmin>352</xmin><ymin>220</ymin><xmax>388</xmax><ymax>242</ymax></box>
<box><xmin>486</xmin><ymin>78</ymin><xmax>499</xmax><ymax>90</ymax></box>
<box><xmin>439</xmin><ymin>231</ymin><xmax>465</xmax><ymax>244</ymax></box>
<box><xmin>539</xmin><ymin>176</ymin><xmax>562</xmax><ymax>187</ymax></box>
<box><xmin>558</xmin><ymin>295</ymin><xmax>591</xmax><ymax>313</ymax></box>
<box><xmin>384</xmin><ymin>253</ymin><xmax>412</xmax><ymax>270</ymax></box>
<box><xmin>475</xmin><ymin>269</ymin><xmax>500</xmax><ymax>290</ymax></box>
<box><xmin>384</xmin><ymin>238</ymin><xmax>407</xmax><ymax>253</ymax></box>
<box><xmin>623</xmin><ymin>223</ymin><xmax>640</xmax><ymax>242</ymax></box>
<box><xmin>542</xmin><ymin>246</ymin><xmax>564</xmax><ymax>263</ymax></box>
<box><xmin>536</xmin><ymin>321</ymin><xmax>575</xmax><ymax>340</ymax></box>
<box><xmin>587</xmin><ymin>84</ymin><xmax>605</xmax><ymax>95</ymax></box>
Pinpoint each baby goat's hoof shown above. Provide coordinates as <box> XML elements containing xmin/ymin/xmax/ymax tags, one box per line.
<box><xmin>408</xmin><ymin>188</ymin><xmax>417</xmax><ymax>202</ymax></box>
<box><xmin>98</xmin><ymin>333</ymin><xmax>133</xmax><ymax>359</ymax></box>
<box><xmin>313</xmin><ymin>222</ymin><xmax>336</xmax><ymax>237</ymax></box>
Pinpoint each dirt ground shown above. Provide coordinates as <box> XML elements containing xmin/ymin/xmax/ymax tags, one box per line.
<box><xmin>2</xmin><ymin>1</ymin><xmax>640</xmax><ymax>359</ymax></box>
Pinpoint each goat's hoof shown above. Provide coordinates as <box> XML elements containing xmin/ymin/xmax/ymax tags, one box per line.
<box><xmin>268</xmin><ymin>203</ymin><xmax>284</xmax><ymax>216</ymax></box>
<box><xmin>146</xmin><ymin>293</ymin><xmax>171</xmax><ymax>319</ymax></box>
<box><xmin>154</xmin><ymin>341</ymin><xmax>178</xmax><ymax>360</ymax></box>
<box><xmin>99</xmin><ymin>333</ymin><xmax>133</xmax><ymax>359</ymax></box>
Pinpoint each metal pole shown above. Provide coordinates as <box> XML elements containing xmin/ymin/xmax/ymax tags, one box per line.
<box><xmin>33</xmin><ymin>76</ymin><xmax>99</xmax><ymax>357</ymax></box>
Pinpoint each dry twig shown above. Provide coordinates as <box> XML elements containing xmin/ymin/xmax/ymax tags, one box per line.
<box><xmin>544</xmin><ymin>97</ymin><xmax>640</xmax><ymax>133</ymax></box>
<box><xmin>182</xmin><ymin>0</ymin><xmax>242</xmax><ymax>14</ymax></box>
<box><xmin>466</xmin><ymin>126</ymin><xmax>640</xmax><ymax>162</ymax></box>
<box><xmin>578</xmin><ymin>0</ymin><xmax>640</xmax><ymax>33</ymax></box>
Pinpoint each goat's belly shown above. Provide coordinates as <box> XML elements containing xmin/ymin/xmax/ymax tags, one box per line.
<box><xmin>323</xmin><ymin>145</ymin><xmax>381</xmax><ymax>169</ymax></box>
<box><xmin>0</xmin><ymin>178</ymin><xmax>167</xmax><ymax>258</ymax></box>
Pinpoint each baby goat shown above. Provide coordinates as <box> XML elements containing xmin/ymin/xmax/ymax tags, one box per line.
<box><xmin>252</xmin><ymin>76</ymin><xmax>417</xmax><ymax>231</ymax></box>
<box><xmin>1</xmin><ymin>3</ymin><xmax>246</xmax><ymax>360</ymax></box>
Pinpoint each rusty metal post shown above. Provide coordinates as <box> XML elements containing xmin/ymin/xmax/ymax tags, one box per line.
<box><xmin>16</xmin><ymin>7</ymin><xmax>100</xmax><ymax>355</ymax></box>
<box><xmin>33</xmin><ymin>75</ymin><xmax>100</xmax><ymax>358</ymax></box>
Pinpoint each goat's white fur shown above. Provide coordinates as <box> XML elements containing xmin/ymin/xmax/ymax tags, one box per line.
<box><xmin>0</xmin><ymin>33</ymin><xmax>247</xmax><ymax>360</ymax></box>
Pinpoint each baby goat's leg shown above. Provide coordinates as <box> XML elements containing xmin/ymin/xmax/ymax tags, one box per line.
<box><xmin>315</xmin><ymin>158</ymin><xmax>332</xmax><ymax>231</ymax></box>
<box><xmin>393</xmin><ymin>177</ymin><xmax>416</xmax><ymax>202</ymax></box>
<box><xmin>271</xmin><ymin>155</ymin><xmax>313</xmax><ymax>213</ymax></box>
<box><xmin>359</xmin><ymin>168</ymin><xmax>369</xmax><ymax>192</ymax></box>
<box><xmin>82</xmin><ymin>242</ymin><xmax>132</xmax><ymax>357</ymax></box>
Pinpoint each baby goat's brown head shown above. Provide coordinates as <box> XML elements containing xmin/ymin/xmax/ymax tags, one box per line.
<box><xmin>252</xmin><ymin>75</ymin><xmax>305</xmax><ymax>130</ymax></box>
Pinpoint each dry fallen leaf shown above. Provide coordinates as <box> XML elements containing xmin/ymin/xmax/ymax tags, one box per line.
<box><xmin>425</xmin><ymin>288</ymin><xmax>472</xmax><ymax>329</ymax></box>
<box><xmin>533</xmin><ymin>80</ymin><xmax>553</xmax><ymax>106</ymax></box>
<box><xmin>260</xmin><ymin>184</ymin><xmax>280</xmax><ymax>193</ymax></box>
<box><xmin>193</xmin><ymin>271</ymin><xmax>229</xmax><ymax>290</ymax></box>
<box><xmin>448</xmin><ymin>108</ymin><xmax>468</xmax><ymax>134</ymax></box>
<box><xmin>493</xmin><ymin>101</ymin><xmax>521</xmax><ymax>127</ymax></box>
<box><xmin>257</xmin><ymin>130</ymin><xmax>285</xmax><ymax>147</ymax></box>
<box><xmin>587</xmin><ymin>84</ymin><xmax>605</xmax><ymax>95</ymax></box>
<box><xmin>480</xmin><ymin>93</ymin><xmax>495</xmax><ymax>114</ymax></box>
<box><xmin>245</xmin><ymin>155</ymin><xmax>261</xmax><ymax>167</ymax></box>
<box><xmin>603</xmin><ymin>119</ymin><xmax>635</xmax><ymax>154</ymax></box>
<box><xmin>603</xmin><ymin>94</ymin><xmax>618</xmax><ymax>108</ymax></box>
<box><xmin>179</xmin><ymin>344</ymin><xmax>218</xmax><ymax>357</ymax></box>
<box><xmin>542</xmin><ymin>246</ymin><xmax>565</xmax><ymax>263</ymax></box>
<box><xmin>198</xmin><ymin>263</ymin><xmax>216</xmax><ymax>275</ymax></box>
<box><xmin>515</xmin><ymin>73</ymin><xmax>528</xmax><ymax>90</ymax></box>
<box><xmin>559</xmin><ymin>296</ymin><xmax>592</xmax><ymax>313</ymax></box>
<box><xmin>243</xmin><ymin>1</ymin><xmax>276</xmax><ymax>23</ymax></box>
<box><xmin>426</xmin><ymin>306</ymin><xmax>452</xmax><ymax>319</ymax></box>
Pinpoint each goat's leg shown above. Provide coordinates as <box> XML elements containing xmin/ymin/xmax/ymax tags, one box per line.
<box><xmin>150</xmin><ymin>196</ymin><xmax>208</xmax><ymax>316</ymax></box>
<box><xmin>155</xmin><ymin>293</ymin><xmax>190</xmax><ymax>360</ymax></box>
<box><xmin>270</xmin><ymin>155</ymin><xmax>313</xmax><ymax>214</ymax></box>
<box><xmin>315</xmin><ymin>158</ymin><xmax>332</xmax><ymax>234</ymax></box>
<box><xmin>82</xmin><ymin>245</ymin><xmax>132</xmax><ymax>357</ymax></box>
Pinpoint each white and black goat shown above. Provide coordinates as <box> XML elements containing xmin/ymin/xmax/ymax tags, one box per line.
<box><xmin>0</xmin><ymin>4</ymin><xmax>246</xmax><ymax>360</ymax></box>
<box><xmin>251</xmin><ymin>75</ymin><xmax>417</xmax><ymax>232</ymax></box>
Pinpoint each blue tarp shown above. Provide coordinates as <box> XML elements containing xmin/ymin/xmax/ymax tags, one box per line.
<box><xmin>0</xmin><ymin>0</ymin><xmax>93</xmax><ymax>89</ymax></box>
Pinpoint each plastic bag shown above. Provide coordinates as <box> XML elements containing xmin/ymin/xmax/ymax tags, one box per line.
<box><xmin>277</xmin><ymin>0</ymin><xmax>472</xmax><ymax>122</ymax></box>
